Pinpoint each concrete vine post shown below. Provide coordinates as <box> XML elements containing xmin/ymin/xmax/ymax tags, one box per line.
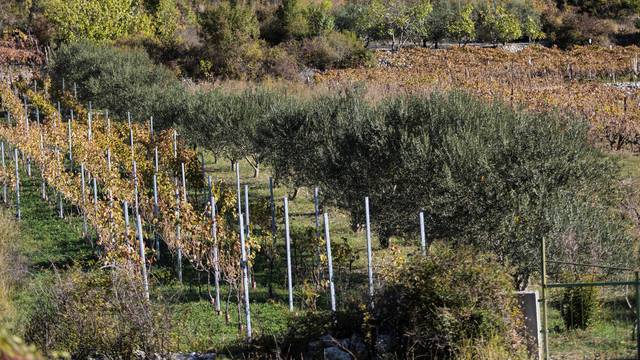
<box><xmin>80</xmin><ymin>163</ymin><xmax>88</xmax><ymax>240</ymax></box>
<box><xmin>365</xmin><ymin>197</ymin><xmax>374</xmax><ymax>308</ymax></box>
<box><xmin>324</xmin><ymin>213</ymin><xmax>336</xmax><ymax>312</ymax></box>
<box><xmin>127</xmin><ymin>112</ymin><xmax>134</xmax><ymax>161</ymax></box>
<box><xmin>136</xmin><ymin>213</ymin><xmax>150</xmax><ymax>301</ymax></box>
<box><xmin>209</xmin><ymin>176</ymin><xmax>221</xmax><ymax>315</ymax></box>
<box><xmin>1</xmin><ymin>142</ymin><xmax>6</xmax><ymax>204</ymax></box>
<box><xmin>239</xmin><ymin>214</ymin><xmax>252</xmax><ymax>340</ymax></box>
<box><xmin>13</xmin><ymin>148</ymin><xmax>20</xmax><ymax>220</ymax></box>
<box><xmin>244</xmin><ymin>184</ymin><xmax>255</xmax><ymax>288</ymax></box>
<box><xmin>67</xmin><ymin>111</ymin><xmax>73</xmax><ymax>169</ymax></box>
<box><xmin>181</xmin><ymin>162</ymin><xmax>187</xmax><ymax>202</ymax></box>
<box><xmin>175</xmin><ymin>184</ymin><xmax>183</xmax><ymax>285</ymax></box>
<box><xmin>284</xmin><ymin>197</ymin><xmax>294</xmax><ymax>311</ymax></box>
<box><xmin>419</xmin><ymin>211</ymin><xmax>426</xmax><ymax>256</ymax></box>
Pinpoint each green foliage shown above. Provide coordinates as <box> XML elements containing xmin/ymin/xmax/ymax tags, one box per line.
<box><xmin>299</xmin><ymin>31</ymin><xmax>373</xmax><ymax>70</ymax></box>
<box><xmin>154</xmin><ymin>0</ymin><xmax>181</xmax><ymax>44</ymax></box>
<box><xmin>48</xmin><ymin>41</ymin><xmax>184</xmax><ymax>128</ymax></box>
<box><xmin>560</xmin><ymin>282</ymin><xmax>599</xmax><ymax>330</ymax></box>
<box><xmin>374</xmin><ymin>243</ymin><xmax>527</xmax><ymax>358</ymax></box>
<box><xmin>199</xmin><ymin>1</ymin><xmax>265</xmax><ymax>79</ymax></box>
<box><xmin>261</xmin><ymin>90</ymin><xmax>632</xmax><ymax>288</ymax></box>
<box><xmin>568</xmin><ymin>0</ymin><xmax>640</xmax><ymax>17</ymax></box>
<box><xmin>305</xmin><ymin>0</ymin><xmax>335</xmax><ymax>36</ymax></box>
<box><xmin>271</xmin><ymin>0</ymin><xmax>310</xmax><ymax>42</ymax></box>
<box><xmin>477</xmin><ymin>5</ymin><xmax>523</xmax><ymax>43</ymax></box>
<box><xmin>40</xmin><ymin>0</ymin><xmax>153</xmax><ymax>43</ymax></box>
<box><xmin>334</xmin><ymin>0</ymin><xmax>388</xmax><ymax>44</ymax></box>
<box><xmin>447</xmin><ymin>3</ymin><xmax>475</xmax><ymax>44</ymax></box>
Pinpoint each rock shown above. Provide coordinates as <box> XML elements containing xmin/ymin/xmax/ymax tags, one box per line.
<box><xmin>324</xmin><ymin>346</ymin><xmax>352</xmax><ymax>360</ymax></box>
<box><xmin>133</xmin><ymin>350</ymin><xmax>146</xmax><ymax>359</ymax></box>
<box><xmin>350</xmin><ymin>334</ymin><xmax>368</xmax><ymax>357</ymax></box>
<box><xmin>320</xmin><ymin>334</ymin><xmax>336</xmax><ymax>347</ymax></box>
<box><xmin>308</xmin><ymin>340</ymin><xmax>323</xmax><ymax>352</ymax></box>
<box><xmin>197</xmin><ymin>353</ymin><xmax>216</xmax><ymax>360</ymax></box>
<box><xmin>375</xmin><ymin>334</ymin><xmax>393</xmax><ymax>354</ymax></box>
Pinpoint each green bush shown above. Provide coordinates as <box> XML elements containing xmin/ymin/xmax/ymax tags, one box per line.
<box><xmin>560</xmin><ymin>282</ymin><xmax>599</xmax><ymax>330</ymax></box>
<box><xmin>374</xmin><ymin>243</ymin><xmax>527</xmax><ymax>358</ymax></box>
<box><xmin>298</xmin><ymin>31</ymin><xmax>373</xmax><ymax>70</ymax></box>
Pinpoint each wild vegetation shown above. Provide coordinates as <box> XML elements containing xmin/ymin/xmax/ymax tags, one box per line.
<box><xmin>1</xmin><ymin>0</ymin><xmax>640</xmax><ymax>358</ymax></box>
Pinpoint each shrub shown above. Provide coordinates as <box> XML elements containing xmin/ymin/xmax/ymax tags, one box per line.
<box><xmin>560</xmin><ymin>281</ymin><xmax>599</xmax><ymax>330</ymax></box>
<box><xmin>39</xmin><ymin>0</ymin><xmax>153</xmax><ymax>43</ymax></box>
<box><xmin>374</xmin><ymin>243</ymin><xmax>527</xmax><ymax>358</ymax></box>
<box><xmin>299</xmin><ymin>31</ymin><xmax>373</xmax><ymax>70</ymax></box>
<box><xmin>199</xmin><ymin>1</ymin><xmax>266</xmax><ymax>79</ymax></box>
<box><xmin>23</xmin><ymin>267</ymin><xmax>173</xmax><ymax>359</ymax></box>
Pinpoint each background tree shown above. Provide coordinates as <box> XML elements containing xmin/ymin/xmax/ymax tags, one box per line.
<box><xmin>477</xmin><ymin>5</ymin><xmax>523</xmax><ymax>44</ymax></box>
<box><xmin>261</xmin><ymin>91</ymin><xmax>632</xmax><ymax>288</ymax></box>
<box><xmin>447</xmin><ymin>3</ymin><xmax>475</xmax><ymax>45</ymax></box>
<box><xmin>199</xmin><ymin>1</ymin><xmax>266</xmax><ymax>79</ymax></box>
<box><xmin>40</xmin><ymin>0</ymin><xmax>153</xmax><ymax>43</ymax></box>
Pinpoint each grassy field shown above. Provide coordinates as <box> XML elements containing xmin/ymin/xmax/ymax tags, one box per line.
<box><xmin>1</xmin><ymin>149</ymin><xmax>639</xmax><ymax>356</ymax></box>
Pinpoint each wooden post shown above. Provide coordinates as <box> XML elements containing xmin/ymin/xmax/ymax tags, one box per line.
<box><xmin>239</xmin><ymin>214</ymin><xmax>252</xmax><ymax>340</ymax></box>
<box><xmin>324</xmin><ymin>213</ymin><xmax>336</xmax><ymax>312</ymax></box>
<box><xmin>13</xmin><ymin>149</ymin><xmax>20</xmax><ymax>220</ymax></box>
<box><xmin>365</xmin><ymin>197</ymin><xmax>374</xmax><ymax>308</ymax></box>
<box><xmin>284</xmin><ymin>197</ymin><xmax>294</xmax><ymax>311</ymax></box>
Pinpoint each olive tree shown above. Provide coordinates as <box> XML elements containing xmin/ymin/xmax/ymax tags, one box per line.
<box><xmin>261</xmin><ymin>90</ymin><xmax>632</xmax><ymax>289</ymax></box>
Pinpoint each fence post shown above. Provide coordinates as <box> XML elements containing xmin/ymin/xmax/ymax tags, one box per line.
<box><xmin>239</xmin><ymin>214</ymin><xmax>252</xmax><ymax>340</ymax></box>
<box><xmin>324</xmin><ymin>213</ymin><xmax>336</xmax><ymax>312</ymax></box>
<box><xmin>365</xmin><ymin>197</ymin><xmax>374</xmax><ymax>308</ymax></box>
<box><xmin>284</xmin><ymin>197</ymin><xmax>294</xmax><ymax>311</ymax></box>
<box><xmin>175</xmin><ymin>185</ymin><xmax>183</xmax><ymax>285</ymax></box>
